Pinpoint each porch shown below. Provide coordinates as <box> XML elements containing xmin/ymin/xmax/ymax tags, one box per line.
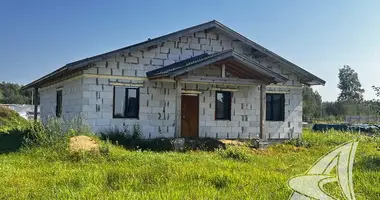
<box><xmin>146</xmin><ymin>50</ymin><xmax>288</xmax><ymax>141</ymax></box>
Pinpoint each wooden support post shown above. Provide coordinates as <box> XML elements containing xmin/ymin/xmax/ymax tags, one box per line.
<box><xmin>33</xmin><ymin>87</ymin><xmax>38</xmax><ymax>121</ymax></box>
<box><xmin>175</xmin><ymin>79</ymin><xmax>182</xmax><ymax>137</ymax></box>
<box><xmin>221</xmin><ymin>64</ymin><xmax>226</xmax><ymax>78</ymax></box>
<box><xmin>259</xmin><ymin>84</ymin><xmax>266</xmax><ymax>140</ymax></box>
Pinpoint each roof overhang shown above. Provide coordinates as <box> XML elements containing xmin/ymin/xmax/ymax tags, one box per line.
<box><xmin>146</xmin><ymin>50</ymin><xmax>288</xmax><ymax>84</ymax></box>
<box><xmin>22</xmin><ymin>20</ymin><xmax>325</xmax><ymax>90</ymax></box>
<box><xmin>211</xmin><ymin>22</ymin><xmax>326</xmax><ymax>86</ymax></box>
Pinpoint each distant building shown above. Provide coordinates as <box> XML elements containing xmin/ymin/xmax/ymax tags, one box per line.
<box><xmin>0</xmin><ymin>104</ymin><xmax>40</xmax><ymax>120</ymax></box>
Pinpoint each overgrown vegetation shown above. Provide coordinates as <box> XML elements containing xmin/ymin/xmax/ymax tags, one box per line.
<box><xmin>216</xmin><ymin>145</ymin><xmax>251</xmax><ymax>161</ymax></box>
<box><xmin>99</xmin><ymin>124</ymin><xmax>225</xmax><ymax>151</ymax></box>
<box><xmin>0</xmin><ymin>112</ymin><xmax>379</xmax><ymax>200</ymax></box>
<box><xmin>0</xmin><ymin>106</ymin><xmax>27</xmax><ymax>133</ymax></box>
<box><xmin>0</xmin><ymin>106</ymin><xmax>92</xmax><ymax>153</ymax></box>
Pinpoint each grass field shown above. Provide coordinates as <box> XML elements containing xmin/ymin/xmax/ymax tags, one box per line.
<box><xmin>0</xmin><ymin>129</ymin><xmax>379</xmax><ymax>199</ymax></box>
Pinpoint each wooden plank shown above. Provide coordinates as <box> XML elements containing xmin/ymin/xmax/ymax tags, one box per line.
<box><xmin>226</xmin><ymin>60</ymin><xmax>262</xmax><ymax>79</ymax></box>
<box><xmin>33</xmin><ymin>87</ymin><xmax>38</xmax><ymax>121</ymax></box>
<box><xmin>83</xmin><ymin>74</ymin><xmax>147</xmax><ymax>81</ymax></box>
<box><xmin>210</xmin><ymin>88</ymin><xmax>239</xmax><ymax>92</ymax></box>
<box><xmin>266</xmin><ymin>90</ymin><xmax>290</xmax><ymax>94</ymax></box>
<box><xmin>175</xmin><ymin>79</ymin><xmax>182</xmax><ymax>137</ymax></box>
<box><xmin>225</xmin><ymin>66</ymin><xmax>252</xmax><ymax>79</ymax></box>
<box><xmin>170</xmin><ymin>52</ymin><xmax>231</xmax><ymax>77</ymax></box>
<box><xmin>259</xmin><ymin>84</ymin><xmax>266</xmax><ymax>140</ymax></box>
<box><xmin>183</xmin><ymin>76</ymin><xmax>265</xmax><ymax>85</ymax></box>
<box><xmin>110</xmin><ymin>83</ymin><xmax>144</xmax><ymax>87</ymax></box>
<box><xmin>267</xmin><ymin>85</ymin><xmax>302</xmax><ymax>89</ymax></box>
<box><xmin>221</xmin><ymin>64</ymin><xmax>226</xmax><ymax>78</ymax></box>
<box><xmin>182</xmin><ymin>90</ymin><xmax>202</xmax><ymax>94</ymax></box>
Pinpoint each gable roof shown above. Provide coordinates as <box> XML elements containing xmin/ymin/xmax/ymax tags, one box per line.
<box><xmin>23</xmin><ymin>20</ymin><xmax>325</xmax><ymax>89</ymax></box>
<box><xmin>146</xmin><ymin>49</ymin><xmax>288</xmax><ymax>84</ymax></box>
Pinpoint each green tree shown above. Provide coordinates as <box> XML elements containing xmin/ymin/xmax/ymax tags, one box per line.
<box><xmin>337</xmin><ymin>65</ymin><xmax>365</xmax><ymax>102</ymax></box>
<box><xmin>0</xmin><ymin>82</ymin><xmax>31</xmax><ymax>104</ymax></box>
<box><xmin>373</xmin><ymin>86</ymin><xmax>380</xmax><ymax>98</ymax></box>
<box><xmin>302</xmin><ymin>87</ymin><xmax>322</xmax><ymax>122</ymax></box>
<box><xmin>370</xmin><ymin>86</ymin><xmax>380</xmax><ymax>116</ymax></box>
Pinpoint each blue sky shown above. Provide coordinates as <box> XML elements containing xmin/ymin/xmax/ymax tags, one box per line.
<box><xmin>0</xmin><ymin>0</ymin><xmax>379</xmax><ymax>101</ymax></box>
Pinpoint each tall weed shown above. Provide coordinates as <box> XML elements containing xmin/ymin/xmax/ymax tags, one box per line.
<box><xmin>99</xmin><ymin>123</ymin><xmax>142</xmax><ymax>148</ymax></box>
<box><xmin>216</xmin><ymin>145</ymin><xmax>251</xmax><ymax>161</ymax></box>
<box><xmin>23</xmin><ymin>117</ymin><xmax>92</xmax><ymax>149</ymax></box>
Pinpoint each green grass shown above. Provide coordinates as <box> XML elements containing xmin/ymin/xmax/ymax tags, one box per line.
<box><xmin>0</xmin><ymin>130</ymin><xmax>379</xmax><ymax>199</ymax></box>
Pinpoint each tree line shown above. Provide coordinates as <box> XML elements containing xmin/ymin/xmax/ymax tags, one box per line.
<box><xmin>303</xmin><ymin>65</ymin><xmax>380</xmax><ymax>122</ymax></box>
<box><xmin>1</xmin><ymin>65</ymin><xmax>380</xmax><ymax>121</ymax></box>
<box><xmin>0</xmin><ymin>82</ymin><xmax>32</xmax><ymax>104</ymax></box>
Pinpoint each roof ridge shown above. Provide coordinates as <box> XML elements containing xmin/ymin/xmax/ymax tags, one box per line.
<box><xmin>23</xmin><ymin>20</ymin><xmax>324</xmax><ymax>89</ymax></box>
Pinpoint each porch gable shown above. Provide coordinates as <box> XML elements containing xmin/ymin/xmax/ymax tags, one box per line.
<box><xmin>146</xmin><ymin>50</ymin><xmax>288</xmax><ymax>85</ymax></box>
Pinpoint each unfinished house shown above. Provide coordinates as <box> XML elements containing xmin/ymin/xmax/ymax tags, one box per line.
<box><xmin>23</xmin><ymin>20</ymin><xmax>325</xmax><ymax>141</ymax></box>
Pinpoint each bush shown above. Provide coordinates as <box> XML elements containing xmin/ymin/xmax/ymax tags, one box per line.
<box><xmin>209</xmin><ymin>174</ymin><xmax>231</xmax><ymax>189</ymax></box>
<box><xmin>285</xmin><ymin>137</ymin><xmax>311</xmax><ymax>148</ymax></box>
<box><xmin>138</xmin><ymin>138</ymin><xmax>173</xmax><ymax>151</ymax></box>
<box><xmin>99</xmin><ymin>124</ymin><xmax>142</xmax><ymax>148</ymax></box>
<box><xmin>216</xmin><ymin>145</ymin><xmax>250</xmax><ymax>161</ymax></box>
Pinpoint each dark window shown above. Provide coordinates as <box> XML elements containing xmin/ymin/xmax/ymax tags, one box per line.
<box><xmin>56</xmin><ymin>89</ymin><xmax>62</xmax><ymax>117</ymax></box>
<box><xmin>215</xmin><ymin>91</ymin><xmax>231</xmax><ymax>120</ymax></box>
<box><xmin>113</xmin><ymin>87</ymin><xmax>139</xmax><ymax>118</ymax></box>
<box><xmin>266</xmin><ymin>93</ymin><xmax>285</xmax><ymax>121</ymax></box>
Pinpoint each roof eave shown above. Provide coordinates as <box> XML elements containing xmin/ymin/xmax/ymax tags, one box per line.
<box><xmin>24</xmin><ymin>20</ymin><xmax>325</xmax><ymax>88</ymax></box>
<box><xmin>147</xmin><ymin>50</ymin><xmax>289</xmax><ymax>84</ymax></box>
<box><xmin>304</xmin><ymin>79</ymin><xmax>326</xmax><ymax>86</ymax></box>
<box><xmin>213</xmin><ymin>21</ymin><xmax>325</xmax><ymax>86</ymax></box>
<box><xmin>21</xmin><ymin>66</ymin><xmax>69</xmax><ymax>90</ymax></box>
<box><xmin>230</xmin><ymin>51</ymin><xmax>288</xmax><ymax>83</ymax></box>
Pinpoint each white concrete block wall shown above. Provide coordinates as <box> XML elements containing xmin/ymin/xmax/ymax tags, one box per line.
<box><xmin>81</xmin><ymin>77</ymin><xmax>177</xmax><ymax>138</ymax></box>
<box><xmin>39</xmin><ymin>29</ymin><xmax>303</xmax><ymax>139</ymax></box>
<box><xmin>39</xmin><ymin>77</ymin><xmax>84</xmax><ymax>121</ymax></box>
<box><xmin>266</xmin><ymin>88</ymin><xmax>303</xmax><ymax>139</ymax></box>
<box><xmin>197</xmin><ymin>84</ymin><xmax>260</xmax><ymax>139</ymax></box>
<box><xmin>39</xmin><ymin>86</ymin><xmax>56</xmax><ymax>119</ymax></box>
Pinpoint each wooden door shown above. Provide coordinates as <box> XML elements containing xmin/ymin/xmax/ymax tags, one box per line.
<box><xmin>181</xmin><ymin>95</ymin><xmax>199</xmax><ymax>137</ymax></box>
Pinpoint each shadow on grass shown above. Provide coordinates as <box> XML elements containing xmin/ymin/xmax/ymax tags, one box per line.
<box><xmin>0</xmin><ymin>130</ymin><xmax>24</xmax><ymax>153</ymax></box>
<box><xmin>100</xmin><ymin>136</ymin><xmax>226</xmax><ymax>152</ymax></box>
<box><xmin>356</xmin><ymin>156</ymin><xmax>380</xmax><ymax>171</ymax></box>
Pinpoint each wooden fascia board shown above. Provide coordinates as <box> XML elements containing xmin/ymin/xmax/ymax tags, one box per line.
<box><xmin>225</xmin><ymin>66</ymin><xmax>252</xmax><ymax>79</ymax></box>
<box><xmin>183</xmin><ymin>76</ymin><xmax>265</xmax><ymax>85</ymax></box>
<box><xmin>166</xmin><ymin>50</ymin><xmax>284</xmax><ymax>84</ymax></box>
<box><xmin>230</xmin><ymin>52</ymin><xmax>288</xmax><ymax>83</ymax></box>
<box><xmin>169</xmin><ymin>52</ymin><xmax>232</xmax><ymax>77</ymax></box>
<box><xmin>225</xmin><ymin>60</ymin><xmax>265</xmax><ymax>80</ymax></box>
